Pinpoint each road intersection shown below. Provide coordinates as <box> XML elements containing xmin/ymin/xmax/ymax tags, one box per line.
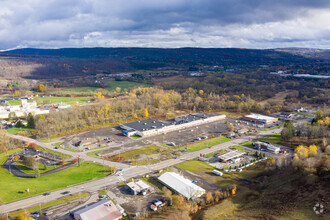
<box><xmin>0</xmin><ymin>127</ymin><xmax>288</xmax><ymax>214</ymax></box>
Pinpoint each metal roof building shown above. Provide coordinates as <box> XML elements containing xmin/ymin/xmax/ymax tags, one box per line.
<box><xmin>74</xmin><ymin>199</ymin><xmax>122</xmax><ymax>220</ymax></box>
<box><xmin>218</xmin><ymin>150</ymin><xmax>246</xmax><ymax>162</ymax></box>
<box><xmin>243</xmin><ymin>113</ymin><xmax>278</xmax><ymax>124</ymax></box>
<box><xmin>158</xmin><ymin>172</ymin><xmax>205</xmax><ymax>199</ymax></box>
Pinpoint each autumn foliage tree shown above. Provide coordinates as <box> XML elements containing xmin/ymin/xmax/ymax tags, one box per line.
<box><xmin>143</xmin><ymin>109</ymin><xmax>149</xmax><ymax>118</ymax></box>
<box><xmin>38</xmin><ymin>84</ymin><xmax>46</xmax><ymax>92</ymax></box>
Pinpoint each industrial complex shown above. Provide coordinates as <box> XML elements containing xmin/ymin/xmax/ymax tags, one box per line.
<box><xmin>120</xmin><ymin>113</ymin><xmax>226</xmax><ymax>137</ymax></box>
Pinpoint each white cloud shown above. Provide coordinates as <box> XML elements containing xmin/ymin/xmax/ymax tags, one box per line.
<box><xmin>0</xmin><ymin>0</ymin><xmax>329</xmax><ymax>49</ymax></box>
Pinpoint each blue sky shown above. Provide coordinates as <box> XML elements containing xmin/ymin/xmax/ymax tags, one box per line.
<box><xmin>0</xmin><ymin>0</ymin><xmax>329</xmax><ymax>49</ymax></box>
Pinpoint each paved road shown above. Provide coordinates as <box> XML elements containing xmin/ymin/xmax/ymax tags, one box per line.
<box><xmin>0</xmin><ymin>127</ymin><xmax>284</xmax><ymax>214</ymax></box>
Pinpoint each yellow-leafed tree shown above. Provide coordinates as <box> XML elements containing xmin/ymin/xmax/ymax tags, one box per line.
<box><xmin>308</xmin><ymin>145</ymin><xmax>318</xmax><ymax>156</ymax></box>
<box><xmin>38</xmin><ymin>84</ymin><xmax>46</xmax><ymax>92</ymax></box>
<box><xmin>143</xmin><ymin>109</ymin><xmax>149</xmax><ymax>118</ymax></box>
<box><xmin>295</xmin><ymin>145</ymin><xmax>309</xmax><ymax>159</ymax></box>
<box><xmin>95</xmin><ymin>92</ymin><xmax>104</xmax><ymax>99</ymax></box>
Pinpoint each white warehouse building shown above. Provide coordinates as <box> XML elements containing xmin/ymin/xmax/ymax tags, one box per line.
<box><xmin>158</xmin><ymin>172</ymin><xmax>205</xmax><ymax>199</ymax></box>
<box><xmin>120</xmin><ymin>113</ymin><xmax>226</xmax><ymax>137</ymax></box>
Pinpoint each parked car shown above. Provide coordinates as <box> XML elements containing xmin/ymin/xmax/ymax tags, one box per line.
<box><xmin>31</xmin><ymin>211</ymin><xmax>40</xmax><ymax>218</ymax></box>
<box><xmin>99</xmin><ymin>195</ymin><xmax>109</xmax><ymax>199</ymax></box>
<box><xmin>54</xmin><ymin>146</ymin><xmax>59</xmax><ymax>149</ymax></box>
<box><xmin>106</xmin><ymin>140</ymin><xmax>112</xmax><ymax>143</ymax></box>
<box><xmin>168</xmin><ymin>142</ymin><xmax>176</xmax><ymax>146</ymax></box>
<box><xmin>192</xmin><ymin>180</ymin><xmax>197</xmax><ymax>183</ymax></box>
<box><xmin>201</xmin><ymin>136</ymin><xmax>208</xmax><ymax>139</ymax></box>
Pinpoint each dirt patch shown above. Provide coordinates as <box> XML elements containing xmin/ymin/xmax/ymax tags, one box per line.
<box><xmin>259</xmin><ymin>90</ymin><xmax>298</xmax><ymax>106</ymax></box>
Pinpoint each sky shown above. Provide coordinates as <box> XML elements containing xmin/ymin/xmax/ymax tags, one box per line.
<box><xmin>0</xmin><ymin>0</ymin><xmax>330</xmax><ymax>50</ymax></box>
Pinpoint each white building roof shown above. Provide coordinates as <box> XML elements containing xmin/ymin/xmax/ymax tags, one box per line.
<box><xmin>244</xmin><ymin>113</ymin><xmax>277</xmax><ymax>123</ymax></box>
<box><xmin>218</xmin><ymin>150</ymin><xmax>246</xmax><ymax>161</ymax></box>
<box><xmin>158</xmin><ymin>172</ymin><xmax>205</xmax><ymax>199</ymax></box>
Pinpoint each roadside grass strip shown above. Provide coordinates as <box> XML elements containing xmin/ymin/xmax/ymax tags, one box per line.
<box><xmin>9</xmin><ymin>192</ymin><xmax>90</xmax><ymax>218</ymax></box>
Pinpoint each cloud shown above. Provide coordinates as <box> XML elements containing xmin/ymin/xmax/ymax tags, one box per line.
<box><xmin>0</xmin><ymin>0</ymin><xmax>329</xmax><ymax>49</ymax></box>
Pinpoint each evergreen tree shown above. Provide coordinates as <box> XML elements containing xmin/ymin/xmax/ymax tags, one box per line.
<box><xmin>27</xmin><ymin>113</ymin><xmax>35</xmax><ymax>129</ymax></box>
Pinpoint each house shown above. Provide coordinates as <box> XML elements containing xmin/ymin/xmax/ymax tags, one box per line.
<box><xmin>78</xmin><ymin>138</ymin><xmax>97</xmax><ymax>147</ymax></box>
<box><xmin>158</xmin><ymin>172</ymin><xmax>205</xmax><ymax>199</ymax></box>
<box><xmin>74</xmin><ymin>200</ymin><xmax>122</xmax><ymax>220</ymax></box>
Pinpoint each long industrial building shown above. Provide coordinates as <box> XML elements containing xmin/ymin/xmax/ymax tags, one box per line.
<box><xmin>120</xmin><ymin>113</ymin><xmax>226</xmax><ymax>137</ymax></box>
<box><xmin>158</xmin><ymin>172</ymin><xmax>205</xmax><ymax>199</ymax></box>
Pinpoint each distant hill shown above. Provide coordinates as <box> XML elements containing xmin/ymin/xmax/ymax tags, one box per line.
<box><xmin>0</xmin><ymin>47</ymin><xmax>327</xmax><ymax>79</ymax></box>
<box><xmin>275</xmin><ymin>48</ymin><xmax>330</xmax><ymax>60</ymax></box>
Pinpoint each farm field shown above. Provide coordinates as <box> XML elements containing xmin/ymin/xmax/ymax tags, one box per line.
<box><xmin>51</xmin><ymin>80</ymin><xmax>147</xmax><ymax>95</ymax></box>
<box><xmin>8</xmin><ymin>96</ymin><xmax>93</xmax><ymax>105</ymax></box>
<box><xmin>0</xmin><ymin>148</ymin><xmax>111</xmax><ymax>203</ymax></box>
<box><xmin>178</xmin><ymin>135</ymin><xmax>230</xmax><ymax>152</ymax></box>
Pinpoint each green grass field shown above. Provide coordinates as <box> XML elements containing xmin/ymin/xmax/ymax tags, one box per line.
<box><xmin>0</xmin><ymin>149</ymin><xmax>110</xmax><ymax>203</ymax></box>
<box><xmin>105</xmin><ymin>145</ymin><xmax>173</xmax><ymax>165</ymax></box>
<box><xmin>241</xmin><ymin>142</ymin><xmax>254</xmax><ymax>148</ymax></box>
<box><xmin>15</xmin><ymin>162</ymin><xmax>56</xmax><ymax>174</ymax></box>
<box><xmin>257</xmin><ymin>133</ymin><xmax>282</xmax><ymax>144</ymax></box>
<box><xmin>260</xmin><ymin>124</ymin><xmax>283</xmax><ymax>131</ymax></box>
<box><xmin>178</xmin><ymin>135</ymin><xmax>231</xmax><ymax>152</ymax></box>
<box><xmin>104</xmin><ymin>79</ymin><xmax>147</xmax><ymax>91</ymax></box>
<box><xmin>204</xmin><ymin>149</ymin><xmax>228</xmax><ymax>158</ymax></box>
<box><xmin>9</xmin><ymin>192</ymin><xmax>90</xmax><ymax>218</ymax></box>
<box><xmin>52</xmin><ymin>80</ymin><xmax>147</xmax><ymax>95</ymax></box>
<box><xmin>8</xmin><ymin>96</ymin><xmax>93</xmax><ymax>105</ymax></box>
<box><xmin>229</xmin><ymin>146</ymin><xmax>253</xmax><ymax>154</ymax></box>
<box><xmin>6</xmin><ymin>127</ymin><xmax>36</xmax><ymax>135</ymax></box>
<box><xmin>175</xmin><ymin>159</ymin><xmax>215</xmax><ymax>172</ymax></box>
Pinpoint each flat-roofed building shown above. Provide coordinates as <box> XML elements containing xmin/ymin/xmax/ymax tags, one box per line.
<box><xmin>74</xmin><ymin>199</ymin><xmax>122</xmax><ymax>220</ymax></box>
<box><xmin>120</xmin><ymin>113</ymin><xmax>226</xmax><ymax>137</ymax></box>
<box><xmin>127</xmin><ymin>180</ymin><xmax>150</xmax><ymax>195</ymax></box>
<box><xmin>218</xmin><ymin>150</ymin><xmax>246</xmax><ymax>162</ymax></box>
<box><xmin>243</xmin><ymin>113</ymin><xmax>278</xmax><ymax>124</ymax></box>
<box><xmin>158</xmin><ymin>172</ymin><xmax>205</xmax><ymax>199</ymax></box>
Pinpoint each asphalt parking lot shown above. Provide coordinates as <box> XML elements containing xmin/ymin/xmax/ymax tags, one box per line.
<box><xmin>61</xmin><ymin>119</ymin><xmax>228</xmax><ymax>155</ymax></box>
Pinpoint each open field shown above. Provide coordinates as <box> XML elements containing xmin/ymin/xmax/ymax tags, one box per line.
<box><xmin>9</xmin><ymin>192</ymin><xmax>90</xmax><ymax>218</ymax></box>
<box><xmin>104</xmin><ymin>145</ymin><xmax>176</xmax><ymax>165</ymax></box>
<box><xmin>257</xmin><ymin>133</ymin><xmax>282</xmax><ymax>144</ymax></box>
<box><xmin>104</xmin><ymin>79</ymin><xmax>147</xmax><ymax>90</ymax></box>
<box><xmin>0</xmin><ymin>149</ymin><xmax>110</xmax><ymax>203</ymax></box>
<box><xmin>229</xmin><ymin>146</ymin><xmax>253</xmax><ymax>154</ymax></box>
<box><xmin>6</xmin><ymin>127</ymin><xmax>36</xmax><ymax>135</ymax></box>
<box><xmin>8</xmin><ymin>96</ymin><xmax>93</xmax><ymax>105</ymax></box>
<box><xmin>52</xmin><ymin>80</ymin><xmax>147</xmax><ymax>95</ymax></box>
<box><xmin>175</xmin><ymin>159</ymin><xmax>215</xmax><ymax>172</ymax></box>
<box><xmin>178</xmin><ymin>135</ymin><xmax>230</xmax><ymax>152</ymax></box>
